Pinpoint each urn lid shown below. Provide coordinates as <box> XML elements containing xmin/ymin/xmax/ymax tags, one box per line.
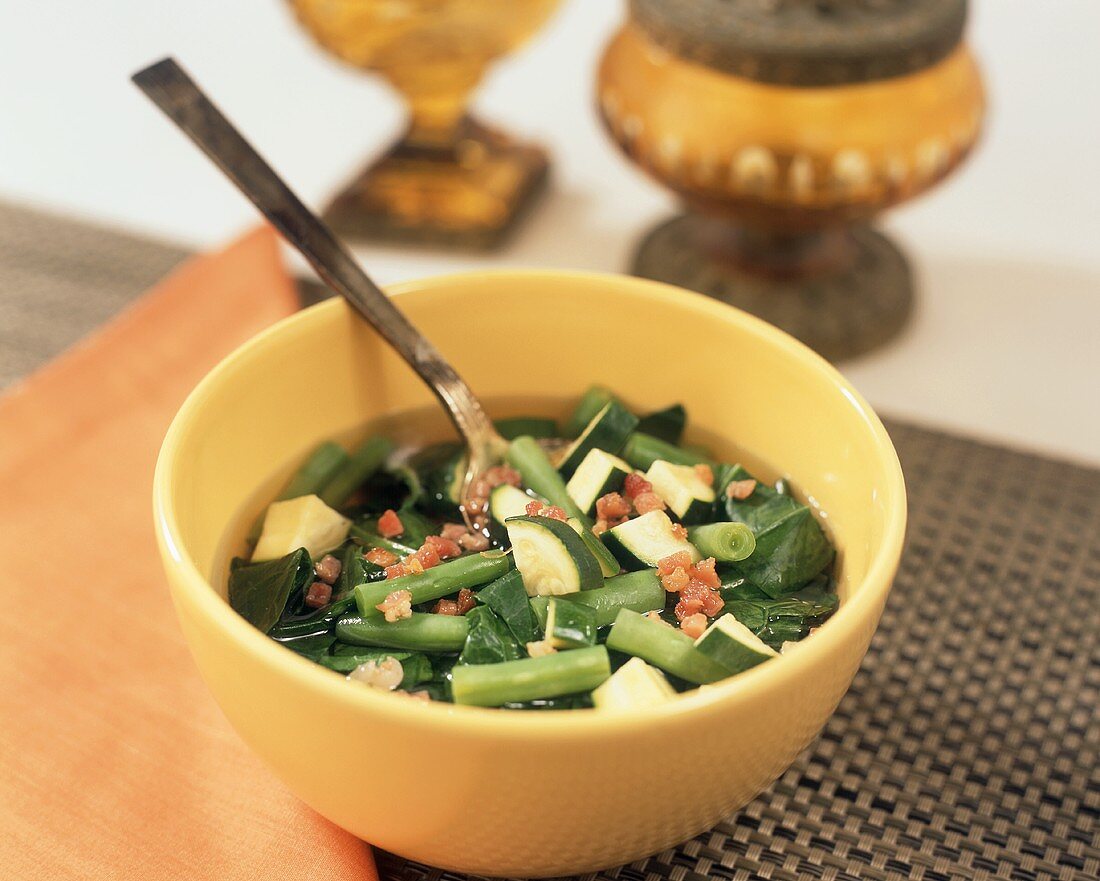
<box><xmin>630</xmin><ymin>0</ymin><xmax>968</xmax><ymax>87</ymax></box>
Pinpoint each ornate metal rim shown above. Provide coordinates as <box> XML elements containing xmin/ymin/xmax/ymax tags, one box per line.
<box><xmin>630</xmin><ymin>0</ymin><xmax>968</xmax><ymax>87</ymax></box>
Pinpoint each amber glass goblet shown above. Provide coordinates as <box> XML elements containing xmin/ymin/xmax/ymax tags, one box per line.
<box><xmin>289</xmin><ymin>0</ymin><xmax>559</xmax><ymax>248</ymax></box>
<box><xmin>597</xmin><ymin>0</ymin><xmax>985</xmax><ymax>360</ymax></box>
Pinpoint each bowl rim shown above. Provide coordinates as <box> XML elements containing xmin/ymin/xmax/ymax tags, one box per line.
<box><xmin>154</xmin><ymin>268</ymin><xmax>906</xmax><ymax>736</ymax></box>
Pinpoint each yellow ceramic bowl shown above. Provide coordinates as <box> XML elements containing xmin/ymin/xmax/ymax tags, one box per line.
<box><xmin>154</xmin><ymin>270</ymin><xmax>905</xmax><ymax>877</ymax></box>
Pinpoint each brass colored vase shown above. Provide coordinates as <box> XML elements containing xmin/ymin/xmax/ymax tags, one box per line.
<box><xmin>289</xmin><ymin>0</ymin><xmax>560</xmax><ymax>248</ymax></box>
<box><xmin>597</xmin><ymin>0</ymin><xmax>985</xmax><ymax>360</ymax></box>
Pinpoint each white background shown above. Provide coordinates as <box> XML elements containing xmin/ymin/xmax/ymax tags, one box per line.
<box><xmin>1</xmin><ymin>0</ymin><xmax>1098</xmax><ymax>463</ymax></box>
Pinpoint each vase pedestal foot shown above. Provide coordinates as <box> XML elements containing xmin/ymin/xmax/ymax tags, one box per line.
<box><xmin>324</xmin><ymin>118</ymin><xmax>549</xmax><ymax>250</ymax></box>
<box><xmin>632</xmin><ymin>215</ymin><xmax>914</xmax><ymax>362</ymax></box>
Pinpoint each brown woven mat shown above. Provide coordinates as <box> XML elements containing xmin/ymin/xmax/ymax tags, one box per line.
<box><xmin>4</xmin><ymin>203</ymin><xmax>1097</xmax><ymax>881</ymax></box>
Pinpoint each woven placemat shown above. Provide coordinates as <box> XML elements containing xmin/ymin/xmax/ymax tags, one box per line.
<box><xmin>4</xmin><ymin>202</ymin><xmax>1097</xmax><ymax>881</ymax></box>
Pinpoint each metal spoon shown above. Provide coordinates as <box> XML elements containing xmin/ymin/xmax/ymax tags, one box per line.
<box><xmin>132</xmin><ymin>57</ymin><xmax>505</xmax><ymax>522</ymax></box>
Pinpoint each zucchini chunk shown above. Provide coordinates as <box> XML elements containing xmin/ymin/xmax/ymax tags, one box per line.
<box><xmin>557</xmin><ymin>401</ymin><xmax>639</xmax><ymax>478</ymax></box>
<box><xmin>644</xmin><ymin>460</ymin><xmax>716</xmax><ymax>524</ymax></box>
<box><xmin>252</xmin><ymin>494</ymin><xmax>351</xmax><ymax>562</ymax></box>
<box><xmin>506</xmin><ymin>515</ymin><xmax>603</xmax><ymax>596</ymax></box>
<box><xmin>545</xmin><ymin>597</ymin><xmax>597</xmax><ymax>649</ymax></box>
<box><xmin>592</xmin><ymin>656</ymin><xmax>676</xmax><ymax>710</ymax></box>
<box><xmin>566</xmin><ymin>518</ymin><xmax>620</xmax><ymax>577</ymax></box>
<box><xmin>694</xmin><ymin>613</ymin><xmax>778</xmax><ymax>674</ymax></box>
<box><xmin>566</xmin><ymin>448</ymin><xmax>632</xmax><ymax>516</ymax></box>
<box><xmin>489</xmin><ymin>483</ymin><xmax>537</xmax><ymax>526</ymax></box>
<box><xmin>602</xmin><ymin>510</ymin><xmax>701</xmax><ymax>570</ymax></box>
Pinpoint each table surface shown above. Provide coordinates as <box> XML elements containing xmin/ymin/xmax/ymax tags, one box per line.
<box><xmin>1</xmin><ymin>0</ymin><xmax>1098</xmax><ymax>464</ymax></box>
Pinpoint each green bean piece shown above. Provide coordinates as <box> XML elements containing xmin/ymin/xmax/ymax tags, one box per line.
<box><xmin>606</xmin><ymin>609</ymin><xmax>729</xmax><ymax>685</ymax></box>
<box><xmin>354</xmin><ymin>551</ymin><xmax>512</xmax><ymax>617</ymax></box>
<box><xmin>319</xmin><ymin>436</ymin><xmax>395</xmax><ymax>508</ymax></box>
<box><xmin>621</xmin><ymin>432</ymin><xmax>712</xmax><ymax>471</ymax></box>
<box><xmin>564</xmin><ymin>386</ymin><xmax>619</xmax><ymax>438</ymax></box>
<box><xmin>506</xmin><ymin>436</ymin><xmax>589</xmax><ymax>524</ymax></box>
<box><xmin>336</xmin><ymin>613</ymin><xmax>469</xmax><ymax>652</ymax></box>
<box><xmin>247</xmin><ymin>442</ymin><xmax>349</xmax><ymax>541</ymax></box>
<box><xmin>687</xmin><ymin>522</ymin><xmax>757</xmax><ymax>562</ymax></box>
<box><xmin>530</xmin><ymin>569</ymin><xmax>665</xmax><ymax>629</ymax></box>
<box><xmin>450</xmin><ymin>645</ymin><xmax>611</xmax><ymax>707</ymax></box>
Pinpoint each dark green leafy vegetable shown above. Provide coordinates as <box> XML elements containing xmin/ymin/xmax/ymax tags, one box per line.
<box><xmin>458</xmin><ymin>606</ymin><xmax>525</xmax><ymax>665</ymax></box>
<box><xmin>635</xmin><ymin>404</ymin><xmax>686</xmax><ymax>444</ymax></box>
<box><xmin>476</xmin><ymin>570</ymin><xmax>539</xmax><ymax>645</ymax></box>
<box><xmin>391</xmin><ymin>508</ymin><xmax>436</xmax><ymax>549</ymax></box>
<box><xmin>407</xmin><ymin>442</ymin><xmax>464</xmax><ymax>516</ymax></box>
<box><xmin>717</xmin><ymin>465</ymin><xmax>833</xmax><ymax>597</ymax></box>
<box><xmin>494</xmin><ymin>416</ymin><xmax>559</xmax><ymax>440</ymax></box>
<box><xmin>228</xmin><ymin>548</ymin><xmax>313</xmax><ymax>633</ymax></box>
<box><xmin>269</xmin><ymin>594</ymin><xmax>356</xmax><ymax>642</ymax></box>
<box><xmin>348</xmin><ymin>523</ymin><xmax>418</xmax><ymax>556</ymax></box>
<box><xmin>321</xmin><ymin>649</ymin><xmax>432</xmax><ymax>687</ymax></box>
<box><xmin>720</xmin><ymin>577</ymin><xmax>839</xmax><ymax>649</ymax></box>
<box><xmin>277</xmin><ymin>631</ymin><xmax>337</xmax><ymax>662</ymax></box>
<box><xmin>336</xmin><ymin>542</ymin><xmax>383</xmax><ymax>598</ymax></box>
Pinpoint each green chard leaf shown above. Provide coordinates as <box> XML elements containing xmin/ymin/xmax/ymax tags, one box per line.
<box><xmin>476</xmin><ymin>570</ymin><xmax>539</xmax><ymax>645</ymax></box>
<box><xmin>228</xmin><ymin>548</ymin><xmax>313</xmax><ymax>633</ymax></box>
<box><xmin>635</xmin><ymin>404</ymin><xmax>687</xmax><ymax>444</ymax></box>
<box><xmin>320</xmin><ymin>648</ymin><xmax>433</xmax><ymax>687</ymax></box>
<box><xmin>457</xmin><ymin>606</ymin><xmax>525</xmax><ymax>666</ymax></box>
<box><xmin>721</xmin><ymin>576</ymin><xmax>840</xmax><ymax>650</ymax></box>
<box><xmin>406</xmin><ymin>442</ymin><xmax>465</xmax><ymax>517</ymax></box>
<box><xmin>716</xmin><ymin>465</ymin><xmax>834</xmax><ymax>597</ymax></box>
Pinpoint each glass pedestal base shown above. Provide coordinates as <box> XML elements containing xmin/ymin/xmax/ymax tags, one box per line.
<box><xmin>632</xmin><ymin>216</ymin><xmax>914</xmax><ymax>362</ymax></box>
<box><xmin>323</xmin><ymin>118</ymin><xmax>549</xmax><ymax>250</ymax></box>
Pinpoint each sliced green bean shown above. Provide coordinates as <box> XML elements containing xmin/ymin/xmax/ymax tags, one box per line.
<box><xmin>319</xmin><ymin>436</ymin><xmax>395</xmax><ymax>508</ymax></box>
<box><xmin>354</xmin><ymin>551</ymin><xmax>512</xmax><ymax>617</ymax></box>
<box><xmin>621</xmin><ymin>432</ymin><xmax>712</xmax><ymax>471</ymax></box>
<box><xmin>606</xmin><ymin>609</ymin><xmax>729</xmax><ymax>685</ymax></box>
<box><xmin>336</xmin><ymin>613</ymin><xmax>469</xmax><ymax>652</ymax></box>
<box><xmin>451</xmin><ymin>645</ymin><xmax>611</xmax><ymax>706</ymax></box>
<box><xmin>564</xmin><ymin>386</ymin><xmax>619</xmax><ymax>438</ymax></box>
<box><xmin>494</xmin><ymin>417</ymin><xmax>559</xmax><ymax>441</ymax></box>
<box><xmin>688</xmin><ymin>522</ymin><xmax>756</xmax><ymax>562</ymax></box>
<box><xmin>531</xmin><ymin>570</ymin><xmax>665</xmax><ymax>629</ymax></box>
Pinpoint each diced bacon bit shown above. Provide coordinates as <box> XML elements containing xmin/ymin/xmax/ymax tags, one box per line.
<box><xmin>414</xmin><ymin>543</ymin><xmax>440</xmax><ymax>570</ymax></box>
<box><xmin>692</xmin><ymin>556</ymin><xmax>721</xmax><ymax>589</ymax></box>
<box><xmin>632</xmin><ymin>491</ymin><xmax>666</xmax><ymax>515</ymax></box>
<box><xmin>658</xmin><ymin>551</ymin><xmax>694</xmax><ymax>576</ymax></box>
<box><xmin>458</xmin><ymin>530</ymin><xmax>490</xmax><ymax>551</ymax></box>
<box><xmin>402</xmin><ymin>556</ymin><xmax>425</xmax><ymax>576</ymax></box>
<box><xmin>348</xmin><ymin>656</ymin><xmax>404</xmax><ymax>690</ymax></box>
<box><xmin>622</xmin><ymin>472</ymin><xmax>652</xmax><ymax>499</ymax></box>
<box><xmin>661</xmin><ymin>566</ymin><xmax>690</xmax><ymax>593</ymax></box>
<box><xmin>433</xmin><ymin>598</ymin><xmax>460</xmax><ymax>615</ymax></box>
<box><xmin>671</xmin><ymin>523</ymin><xmax>689</xmax><ymax>540</ymax></box>
<box><xmin>693</xmin><ymin>463</ymin><xmax>715</xmax><ymax>486</ymax></box>
<box><xmin>383</xmin><ymin>563</ymin><xmax>406</xmax><ymax>580</ymax></box>
<box><xmin>377</xmin><ymin>509</ymin><xmax>404</xmax><ymax>538</ymax></box>
<box><xmin>680</xmin><ymin>613</ymin><xmax>708</xmax><ymax>639</ymax></box>
<box><xmin>592</xmin><ymin>518</ymin><xmax>609</xmax><ymax>537</ymax></box>
<box><xmin>595</xmin><ymin>492</ymin><xmax>631</xmax><ymax>524</ymax></box>
<box><xmin>645</xmin><ymin>610</ymin><xmax>673</xmax><ymax>627</ymax></box>
<box><xmin>674</xmin><ymin>581</ymin><xmax>724</xmax><ymax>620</ymax></box>
<box><xmin>726</xmin><ymin>479</ymin><xmax>758</xmax><ymax>500</ymax></box>
<box><xmin>440</xmin><ymin>522</ymin><xmax>468</xmax><ymax>542</ymax></box>
<box><xmin>455</xmin><ymin>588</ymin><xmax>476</xmax><ymax>615</ymax></box>
<box><xmin>424</xmin><ymin>534</ymin><xmax>462</xmax><ymax>560</ymax></box>
<box><xmin>526</xmin><ymin>639</ymin><xmax>557</xmax><ymax>658</ymax></box>
<box><xmin>482</xmin><ymin>464</ymin><xmax>522</xmax><ymax>488</ymax></box>
<box><xmin>313</xmin><ymin>554</ymin><xmax>342</xmax><ymax>585</ymax></box>
<box><xmin>304</xmin><ymin>580</ymin><xmax>333</xmax><ymax>609</ymax></box>
<box><xmin>366</xmin><ymin>547</ymin><xmax>399</xmax><ymax>568</ymax></box>
<box><xmin>525</xmin><ymin>501</ymin><xmax>568</xmax><ymax>521</ymax></box>
<box><xmin>376</xmin><ymin>589</ymin><xmax>413</xmax><ymax>622</ymax></box>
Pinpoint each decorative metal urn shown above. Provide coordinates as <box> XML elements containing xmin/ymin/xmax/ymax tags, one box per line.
<box><xmin>597</xmin><ymin>0</ymin><xmax>985</xmax><ymax>360</ymax></box>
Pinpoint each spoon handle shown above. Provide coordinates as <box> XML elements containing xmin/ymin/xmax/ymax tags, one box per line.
<box><xmin>132</xmin><ymin>57</ymin><xmax>496</xmax><ymax>447</ymax></box>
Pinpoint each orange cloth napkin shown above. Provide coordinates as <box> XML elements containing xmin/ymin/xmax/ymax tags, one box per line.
<box><xmin>0</xmin><ymin>228</ymin><xmax>378</xmax><ymax>881</ymax></box>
